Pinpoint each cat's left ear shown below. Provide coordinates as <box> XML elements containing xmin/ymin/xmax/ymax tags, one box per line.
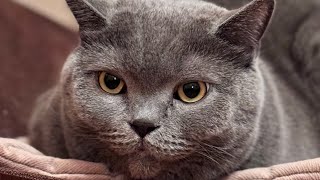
<box><xmin>215</xmin><ymin>0</ymin><xmax>275</xmax><ymax>48</ymax></box>
<box><xmin>66</xmin><ymin>0</ymin><xmax>107</xmax><ymax>32</ymax></box>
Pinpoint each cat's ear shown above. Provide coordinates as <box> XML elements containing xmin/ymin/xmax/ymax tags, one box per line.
<box><xmin>66</xmin><ymin>0</ymin><xmax>106</xmax><ymax>32</ymax></box>
<box><xmin>215</xmin><ymin>0</ymin><xmax>275</xmax><ymax>48</ymax></box>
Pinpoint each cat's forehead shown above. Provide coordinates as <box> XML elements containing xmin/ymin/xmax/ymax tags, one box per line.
<box><xmin>75</xmin><ymin>0</ymin><xmax>234</xmax><ymax>86</ymax></box>
<box><xmin>111</xmin><ymin>0</ymin><xmax>227</xmax><ymax>17</ymax></box>
<box><xmin>119</xmin><ymin>0</ymin><xmax>226</xmax><ymax>28</ymax></box>
<box><xmin>98</xmin><ymin>0</ymin><xmax>228</xmax><ymax>38</ymax></box>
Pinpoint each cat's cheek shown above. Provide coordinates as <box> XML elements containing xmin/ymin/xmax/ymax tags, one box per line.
<box><xmin>141</xmin><ymin>127</ymin><xmax>197</xmax><ymax>162</ymax></box>
<box><xmin>101</xmin><ymin>133</ymin><xmax>140</xmax><ymax>156</ymax></box>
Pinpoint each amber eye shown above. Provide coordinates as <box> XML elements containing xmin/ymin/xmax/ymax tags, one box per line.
<box><xmin>99</xmin><ymin>72</ymin><xmax>125</xmax><ymax>94</ymax></box>
<box><xmin>176</xmin><ymin>81</ymin><xmax>207</xmax><ymax>103</ymax></box>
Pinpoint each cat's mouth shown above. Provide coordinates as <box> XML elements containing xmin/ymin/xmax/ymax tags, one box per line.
<box><xmin>137</xmin><ymin>141</ymin><xmax>146</xmax><ymax>151</ymax></box>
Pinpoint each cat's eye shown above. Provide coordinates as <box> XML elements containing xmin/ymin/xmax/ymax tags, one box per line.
<box><xmin>176</xmin><ymin>81</ymin><xmax>207</xmax><ymax>103</ymax></box>
<box><xmin>99</xmin><ymin>72</ymin><xmax>126</xmax><ymax>94</ymax></box>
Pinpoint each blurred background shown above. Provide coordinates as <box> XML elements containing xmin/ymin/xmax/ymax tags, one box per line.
<box><xmin>14</xmin><ymin>0</ymin><xmax>77</xmax><ymax>30</ymax></box>
<box><xmin>0</xmin><ymin>0</ymin><xmax>319</xmax><ymax>138</ymax></box>
<box><xmin>0</xmin><ymin>0</ymin><xmax>78</xmax><ymax>137</ymax></box>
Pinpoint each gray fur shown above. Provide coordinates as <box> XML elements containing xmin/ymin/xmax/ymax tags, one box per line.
<box><xmin>210</xmin><ymin>0</ymin><xmax>320</xmax><ymax>107</ymax></box>
<box><xmin>29</xmin><ymin>0</ymin><xmax>320</xmax><ymax>179</ymax></box>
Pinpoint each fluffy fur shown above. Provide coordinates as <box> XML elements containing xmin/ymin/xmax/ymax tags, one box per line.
<box><xmin>29</xmin><ymin>0</ymin><xmax>320</xmax><ymax>179</ymax></box>
<box><xmin>210</xmin><ymin>0</ymin><xmax>320</xmax><ymax>107</ymax></box>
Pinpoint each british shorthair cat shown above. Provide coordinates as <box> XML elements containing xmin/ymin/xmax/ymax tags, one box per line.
<box><xmin>29</xmin><ymin>0</ymin><xmax>320</xmax><ymax>179</ymax></box>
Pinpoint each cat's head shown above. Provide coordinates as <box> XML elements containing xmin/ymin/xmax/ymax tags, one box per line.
<box><xmin>61</xmin><ymin>0</ymin><xmax>274</xmax><ymax>179</ymax></box>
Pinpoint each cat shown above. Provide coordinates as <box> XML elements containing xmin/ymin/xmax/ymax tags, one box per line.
<box><xmin>28</xmin><ymin>0</ymin><xmax>320</xmax><ymax>179</ymax></box>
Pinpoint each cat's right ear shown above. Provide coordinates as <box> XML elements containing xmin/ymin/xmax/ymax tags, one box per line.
<box><xmin>66</xmin><ymin>0</ymin><xmax>106</xmax><ymax>32</ymax></box>
<box><xmin>215</xmin><ymin>0</ymin><xmax>275</xmax><ymax>49</ymax></box>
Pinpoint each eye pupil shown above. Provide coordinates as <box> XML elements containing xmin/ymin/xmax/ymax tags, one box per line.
<box><xmin>104</xmin><ymin>75</ymin><xmax>121</xmax><ymax>90</ymax></box>
<box><xmin>183</xmin><ymin>82</ymin><xmax>201</xmax><ymax>99</ymax></box>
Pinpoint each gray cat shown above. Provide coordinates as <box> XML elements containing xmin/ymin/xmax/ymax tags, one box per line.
<box><xmin>28</xmin><ymin>0</ymin><xmax>320</xmax><ymax>179</ymax></box>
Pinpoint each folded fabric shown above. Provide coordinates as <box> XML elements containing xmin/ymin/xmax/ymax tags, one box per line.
<box><xmin>224</xmin><ymin>158</ymin><xmax>320</xmax><ymax>180</ymax></box>
<box><xmin>1</xmin><ymin>138</ymin><xmax>320</xmax><ymax>180</ymax></box>
<box><xmin>0</xmin><ymin>138</ymin><xmax>122</xmax><ymax>180</ymax></box>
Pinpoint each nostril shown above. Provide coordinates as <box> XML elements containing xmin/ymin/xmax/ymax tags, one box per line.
<box><xmin>129</xmin><ymin>120</ymin><xmax>160</xmax><ymax>138</ymax></box>
<box><xmin>147</xmin><ymin>126</ymin><xmax>157</xmax><ymax>133</ymax></box>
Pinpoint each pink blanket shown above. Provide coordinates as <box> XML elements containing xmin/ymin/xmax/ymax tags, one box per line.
<box><xmin>1</xmin><ymin>138</ymin><xmax>320</xmax><ymax>180</ymax></box>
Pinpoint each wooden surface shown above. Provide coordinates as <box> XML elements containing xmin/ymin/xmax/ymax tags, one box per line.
<box><xmin>0</xmin><ymin>0</ymin><xmax>79</xmax><ymax>137</ymax></box>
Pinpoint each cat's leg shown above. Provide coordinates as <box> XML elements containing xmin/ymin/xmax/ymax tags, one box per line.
<box><xmin>28</xmin><ymin>87</ymin><xmax>68</xmax><ymax>158</ymax></box>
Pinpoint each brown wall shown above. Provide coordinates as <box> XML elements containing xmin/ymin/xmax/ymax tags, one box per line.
<box><xmin>14</xmin><ymin>0</ymin><xmax>78</xmax><ymax>31</ymax></box>
<box><xmin>0</xmin><ymin>0</ymin><xmax>78</xmax><ymax>137</ymax></box>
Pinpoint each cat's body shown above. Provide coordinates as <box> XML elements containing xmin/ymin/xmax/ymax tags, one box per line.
<box><xmin>243</xmin><ymin>59</ymin><xmax>320</xmax><ymax>168</ymax></box>
<box><xmin>211</xmin><ymin>0</ymin><xmax>320</xmax><ymax>107</ymax></box>
<box><xmin>29</xmin><ymin>0</ymin><xmax>320</xmax><ymax>179</ymax></box>
<box><xmin>211</xmin><ymin>0</ymin><xmax>320</xmax><ymax>167</ymax></box>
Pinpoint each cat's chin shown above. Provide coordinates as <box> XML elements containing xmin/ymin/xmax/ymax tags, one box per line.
<box><xmin>127</xmin><ymin>151</ymin><xmax>162</xmax><ymax>179</ymax></box>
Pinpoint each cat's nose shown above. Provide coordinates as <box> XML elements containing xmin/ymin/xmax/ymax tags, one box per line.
<box><xmin>129</xmin><ymin>120</ymin><xmax>160</xmax><ymax>138</ymax></box>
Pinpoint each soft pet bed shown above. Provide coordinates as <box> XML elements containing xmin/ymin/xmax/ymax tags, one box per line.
<box><xmin>1</xmin><ymin>0</ymin><xmax>320</xmax><ymax>180</ymax></box>
<box><xmin>1</xmin><ymin>138</ymin><xmax>320</xmax><ymax>180</ymax></box>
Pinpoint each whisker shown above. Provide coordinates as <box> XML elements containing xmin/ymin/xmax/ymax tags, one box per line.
<box><xmin>198</xmin><ymin>144</ymin><xmax>234</xmax><ymax>166</ymax></box>
<box><xmin>199</xmin><ymin>143</ymin><xmax>236</xmax><ymax>159</ymax></box>
<box><xmin>195</xmin><ymin>151</ymin><xmax>228</xmax><ymax>174</ymax></box>
<box><xmin>196</xmin><ymin>151</ymin><xmax>220</xmax><ymax>165</ymax></box>
<box><xmin>193</xmin><ymin>139</ymin><xmax>235</xmax><ymax>159</ymax></box>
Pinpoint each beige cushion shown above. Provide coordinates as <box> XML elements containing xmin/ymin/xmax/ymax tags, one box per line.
<box><xmin>1</xmin><ymin>138</ymin><xmax>320</xmax><ymax>180</ymax></box>
<box><xmin>0</xmin><ymin>138</ymin><xmax>123</xmax><ymax>180</ymax></box>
